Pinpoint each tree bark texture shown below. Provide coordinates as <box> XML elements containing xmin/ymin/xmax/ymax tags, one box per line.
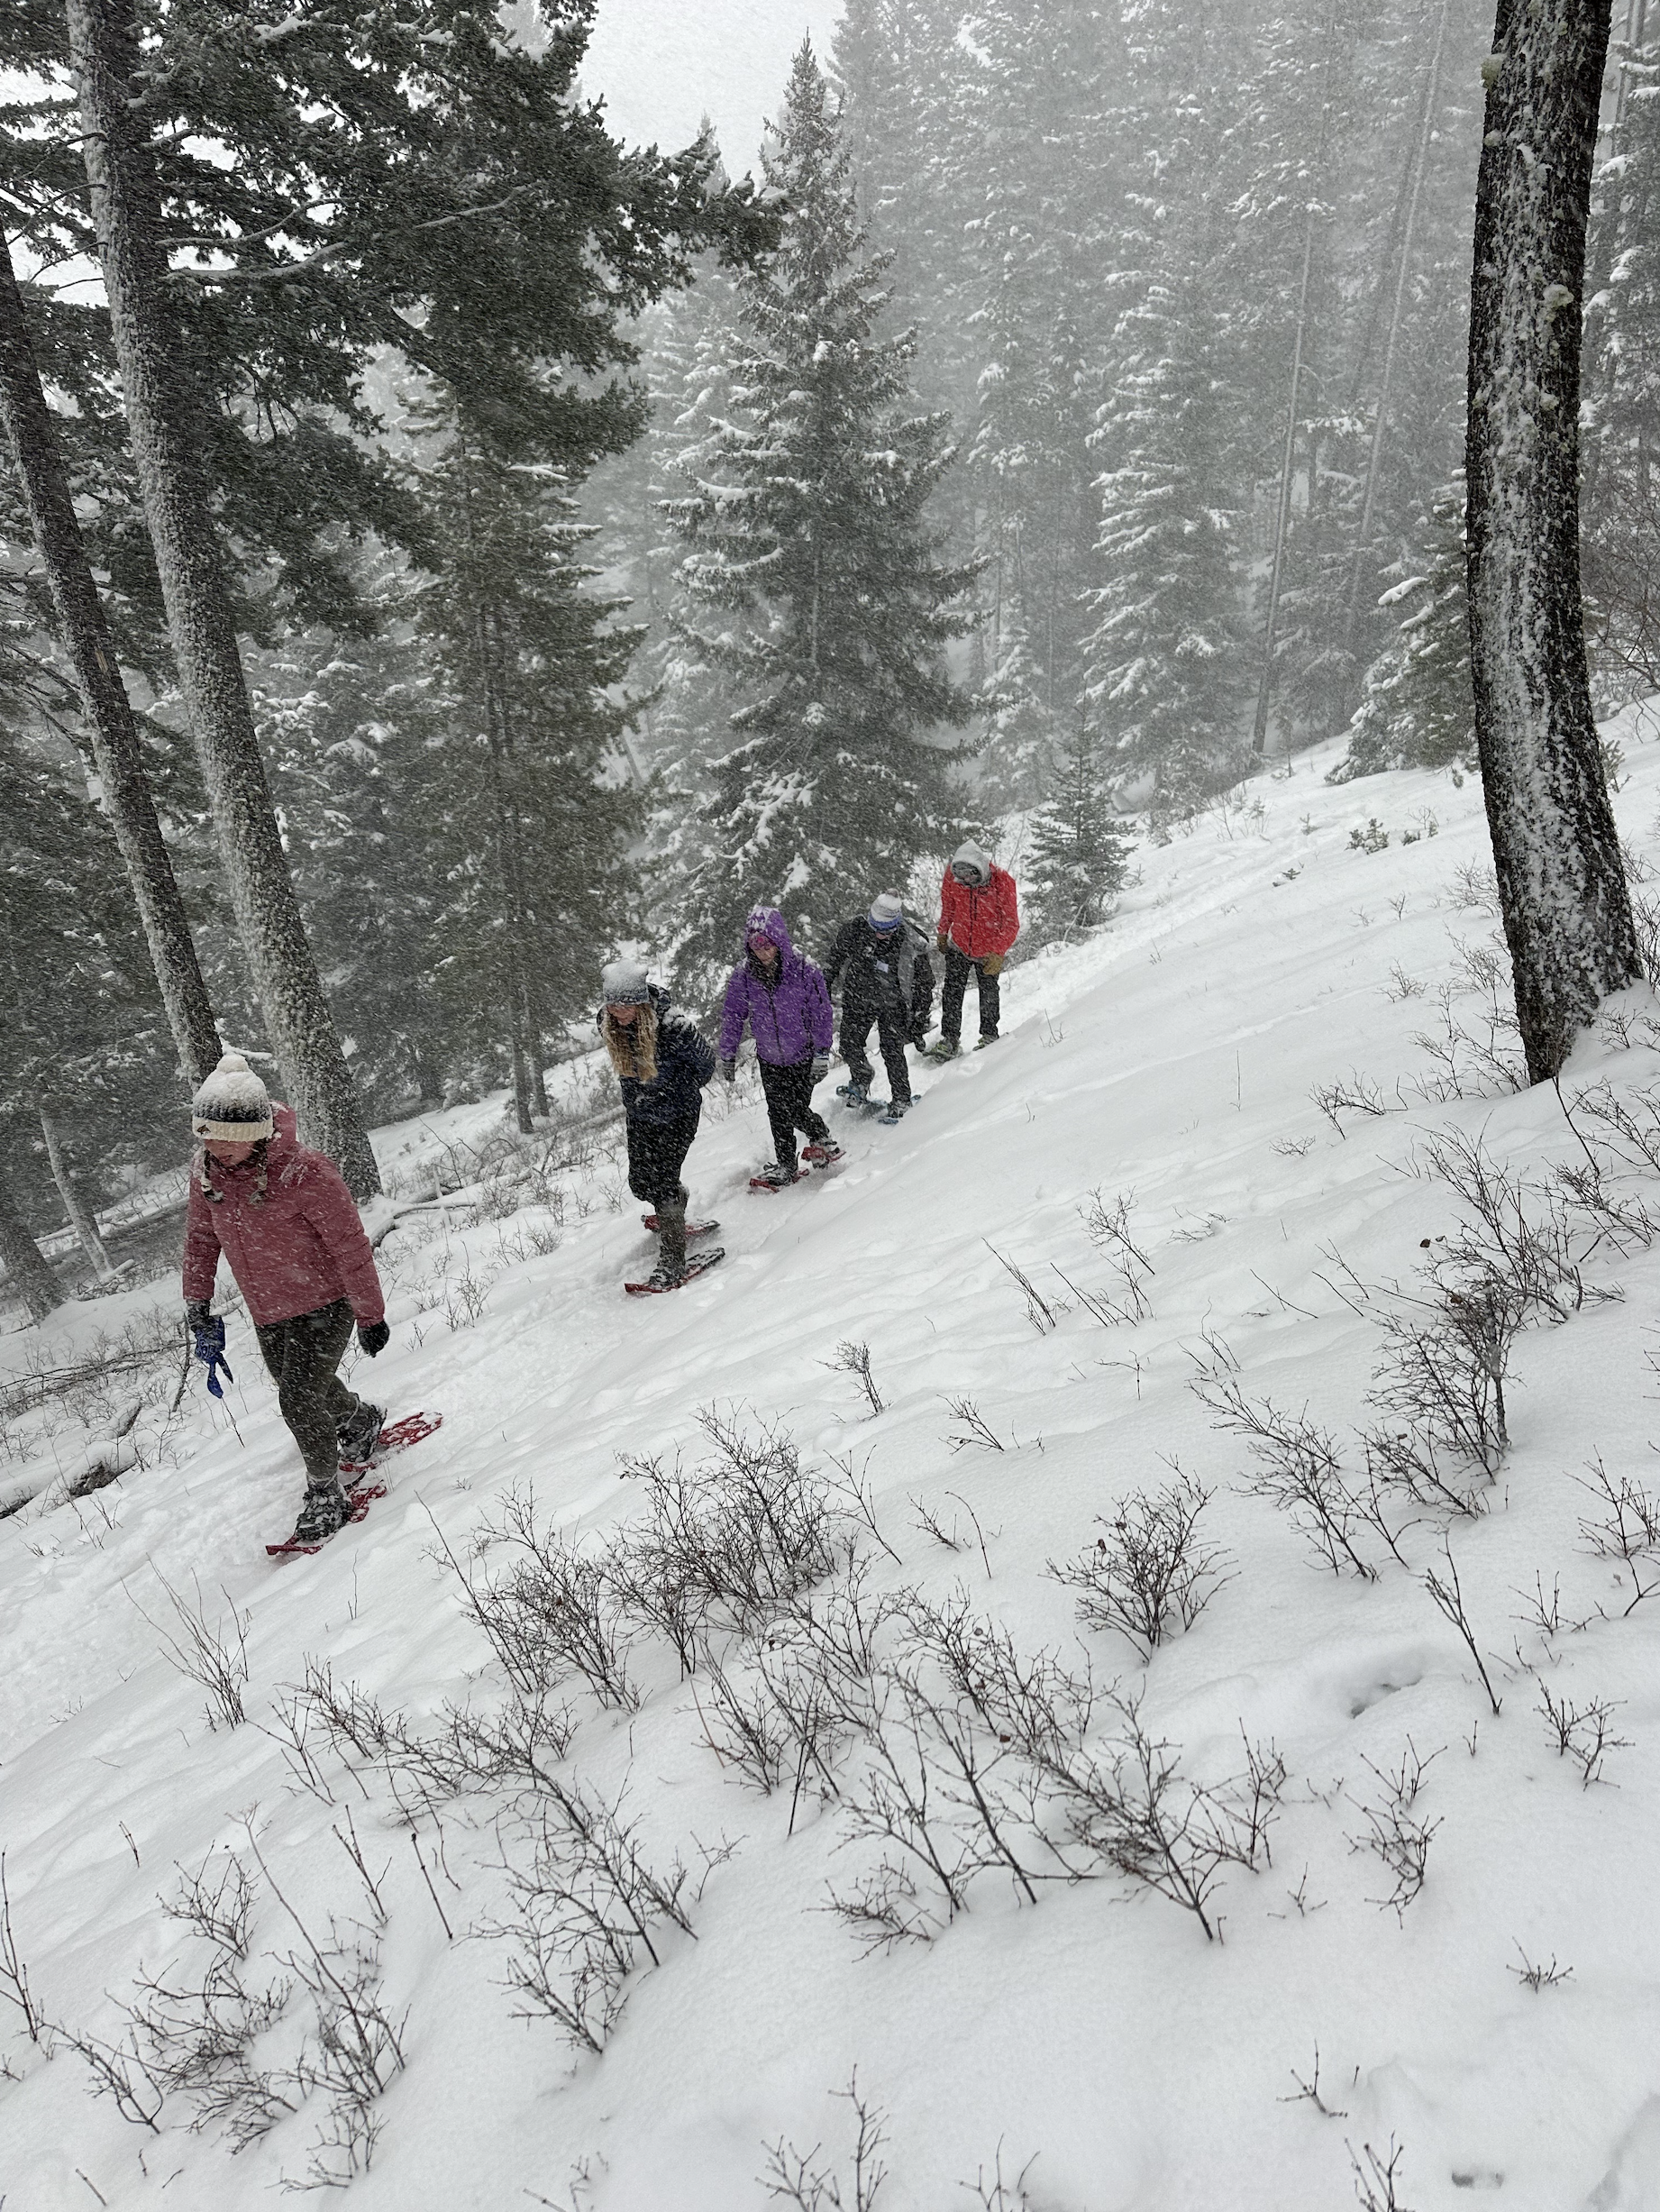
<box><xmin>67</xmin><ymin>0</ymin><xmax>381</xmax><ymax>1197</ymax></box>
<box><xmin>0</xmin><ymin>233</ymin><xmax>221</xmax><ymax>1089</ymax></box>
<box><xmin>39</xmin><ymin>1110</ymin><xmax>116</xmax><ymax>1282</ymax></box>
<box><xmin>1466</xmin><ymin>0</ymin><xmax>1641</xmax><ymax>1079</ymax></box>
<box><xmin>0</xmin><ymin>1153</ymin><xmax>63</xmax><ymax>1323</ymax></box>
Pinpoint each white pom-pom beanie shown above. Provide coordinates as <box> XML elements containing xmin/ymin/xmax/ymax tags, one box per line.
<box><xmin>601</xmin><ymin>959</ymin><xmax>652</xmax><ymax>1007</ymax></box>
<box><xmin>191</xmin><ymin>1050</ymin><xmax>274</xmax><ymax>1144</ymax></box>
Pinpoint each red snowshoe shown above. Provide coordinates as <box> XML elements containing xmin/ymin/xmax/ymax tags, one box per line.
<box><xmin>625</xmin><ymin>1248</ymin><xmax>726</xmax><ymax>1296</ymax></box>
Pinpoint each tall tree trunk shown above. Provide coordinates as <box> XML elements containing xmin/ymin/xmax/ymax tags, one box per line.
<box><xmin>66</xmin><ymin>0</ymin><xmax>380</xmax><ymax>1200</ymax></box>
<box><xmin>0</xmin><ymin>1152</ymin><xmax>63</xmax><ymax>1323</ymax></box>
<box><xmin>1344</xmin><ymin>0</ymin><xmax>1455</xmax><ymax>670</ymax></box>
<box><xmin>1467</xmin><ymin>0</ymin><xmax>1641</xmax><ymax>1079</ymax></box>
<box><xmin>38</xmin><ymin>1109</ymin><xmax>116</xmax><ymax>1283</ymax></box>
<box><xmin>0</xmin><ymin>232</ymin><xmax>221</xmax><ymax>1089</ymax></box>
<box><xmin>1254</xmin><ymin>23</ymin><xmax>1341</xmax><ymax>755</ymax></box>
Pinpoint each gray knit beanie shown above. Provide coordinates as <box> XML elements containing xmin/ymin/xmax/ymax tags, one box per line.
<box><xmin>191</xmin><ymin>1049</ymin><xmax>274</xmax><ymax>1144</ymax></box>
<box><xmin>601</xmin><ymin>958</ymin><xmax>652</xmax><ymax>1007</ymax></box>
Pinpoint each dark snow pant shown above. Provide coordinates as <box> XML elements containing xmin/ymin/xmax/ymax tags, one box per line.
<box><xmin>841</xmin><ymin>997</ymin><xmax>913</xmax><ymax>1106</ymax></box>
<box><xmin>759</xmin><ymin>1056</ymin><xmax>831</xmax><ymax>1170</ymax></box>
<box><xmin>625</xmin><ymin>1109</ymin><xmax>700</xmax><ymax>1274</ymax></box>
<box><xmin>255</xmin><ymin>1298</ymin><xmax>366</xmax><ymax>1488</ymax></box>
<box><xmin>941</xmin><ymin>945</ymin><xmax>1001</xmax><ymax>1044</ymax></box>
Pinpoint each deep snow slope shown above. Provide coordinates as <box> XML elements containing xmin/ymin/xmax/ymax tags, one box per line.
<box><xmin>6</xmin><ymin>715</ymin><xmax>1660</xmax><ymax>2212</ymax></box>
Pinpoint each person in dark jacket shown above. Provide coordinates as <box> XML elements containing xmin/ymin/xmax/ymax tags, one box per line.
<box><xmin>598</xmin><ymin>959</ymin><xmax>717</xmax><ymax>1286</ymax></box>
<box><xmin>823</xmin><ymin>891</ymin><xmax>935</xmax><ymax>1120</ymax></box>
<box><xmin>930</xmin><ymin>839</ymin><xmax>1020</xmax><ymax>1056</ymax></box>
<box><xmin>182</xmin><ymin>1050</ymin><xmax>388</xmax><ymax>1547</ymax></box>
<box><xmin>718</xmin><ymin>906</ymin><xmax>842</xmax><ymax>1185</ymax></box>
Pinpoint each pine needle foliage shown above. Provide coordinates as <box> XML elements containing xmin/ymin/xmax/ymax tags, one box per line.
<box><xmin>663</xmin><ymin>41</ymin><xmax>980</xmax><ymax>978</ymax></box>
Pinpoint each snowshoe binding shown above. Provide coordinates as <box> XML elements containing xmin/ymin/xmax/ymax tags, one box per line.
<box><xmin>625</xmin><ymin>1248</ymin><xmax>726</xmax><ymax>1296</ymax></box>
<box><xmin>835</xmin><ymin>1080</ymin><xmax>869</xmax><ymax>1108</ymax></box>
<box><xmin>339</xmin><ymin>1410</ymin><xmax>442</xmax><ymax>1480</ymax></box>
<box><xmin>974</xmin><ymin>1032</ymin><xmax>1000</xmax><ymax>1050</ymax></box>
<box><xmin>801</xmin><ymin>1140</ymin><xmax>844</xmax><ymax>1167</ymax></box>
<box><xmin>926</xmin><ymin>1038</ymin><xmax>960</xmax><ymax>1061</ymax></box>
<box><xmin>336</xmin><ymin>1401</ymin><xmax>384</xmax><ymax>1470</ymax></box>
<box><xmin>875</xmin><ymin>1098</ymin><xmax>911</xmax><ymax>1126</ymax></box>
<box><xmin>641</xmin><ymin>1212</ymin><xmax>720</xmax><ymax>1238</ymax></box>
<box><xmin>749</xmin><ymin>1162</ymin><xmax>807</xmax><ymax>1191</ymax></box>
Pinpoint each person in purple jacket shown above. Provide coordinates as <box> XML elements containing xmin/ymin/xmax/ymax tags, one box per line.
<box><xmin>718</xmin><ymin>906</ymin><xmax>844</xmax><ymax>1187</ymax></box>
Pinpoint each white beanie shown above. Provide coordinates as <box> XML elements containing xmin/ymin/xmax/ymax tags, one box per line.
<box><xmin>191</xmin><ymin>1050</ymin><xmax>274</xmax><ymax>1144</ymax></box>
<box><xmin>868</xmin><ymin>891</ymin><xmax>905</xmax><ymax>930</ymax></box>
<box><xmin>601</xmin><ymin>958</ymin><xmax>652</xmax><ymax>1007</ymax></box>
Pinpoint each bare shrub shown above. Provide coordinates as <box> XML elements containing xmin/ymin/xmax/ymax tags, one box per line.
<box><xmin>696</xmin><ymin>1653</ymin><xmax>790</xmax><ymax>1796</ymax></box>
<box><xmin>1510</xmin><ymin>1943</ymin><xmax>1573</xmax><ymax>1992</ymax></box>
<box><xmin>1419</xmin><ymin>1128</ymin><xmax>1602</xmax><ymax>1322</ymax></box>
<box><xmin>466</xmin><ymin>1494</ymin><xmax>639</xmax><ymax>1713</ymax></box>
<box><xmin>1366</xmin><ymin>1290</ymin><xmax>1517</xmax><ymax>1488</ymax></box>
<box><xmin>1311</xmin><ymin>1072</ymin><xmax>1392</xmax><ymax>1136</ymax></box>
<box><xmin>1078</xmin><ymin>1190</ymin><xmax>1154</xmax><ymax>1321</ymax></box>
<box><xmin>1535</xmin><ymin>1680</ymin><xmax>1629</xmax><ymax>1787</ymax></box>
<box><xmin>826</xmin><ymin>1342</ymin><xmax>884</xmax><ymax>1419</ymax></box>
<box><xmin>1574</xmin><ymin>1456</ymin><xmax>1660</xmax><ymax>1615</ymax></box>
<box><xmin>762</xmin><ymin>2072</ymin><xmax>889</xmax><ymax>2211</ymax></box>
<box><xmin>1192</xmin><ymin>1374</ymin><xmax>1385</xmax><ymax>1580</ymax></box>
<box><xmin>986</xmin><ymin>1242</ymin><xmax>1058</xmax><ymax>1333</ymax></box>
<box><xmin>1047</xmin><ymin>1470</ymin><xmax>1233</xmax><ymax>1660</ymax></box>
<box><xmin>616</xmin><ymin>1411</ymin><xmax>846</xmax><ymax>1655</ymax></box>
<box><xmin>942</xmin><ymin>1398</ymin><xmax>1006</xmax><ymax>1453</ymax></box>
<box><xmin>1347</xmin><ymin>1741</ymin><xmax>1442</xmax><ymax>1918</ymax></box>
<box><xmin>1409</xmin><ymin>982</ymin><xmax>1526</xmax><ymax>1101</ymax></box>
<box><xmin>1350</xmin><ymin>2136</ymin><xmax>1416</xmax><ymax>2212</ymax></box>
<box><xmin>0</xmin><ymin>1851</ymin><xmax>46</xmax><ymax>2044</ymax></box>
<box><xmin>1423</xmin><ymin>1540</ymin><xmax>1504</xmax><ymax>1717</ymax></box>
<box><xmin>138</xmin><ymin>1572</ymin><xmax>251</xmax><ymax>1730</ymax></box>
<box><xmin>497</xmin><ymin>1782</ymin><xmax>697</xmax><ymax>2054</ymax></box>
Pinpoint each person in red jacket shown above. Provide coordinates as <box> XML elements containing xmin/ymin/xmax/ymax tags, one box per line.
<box><xmin>182</xmin><ymin>1051</ymin><xmax>389</xmax><ymax>1546</ymax></box>
<box><xmin>929</xmin><ymin>840</ymin><xmax>1019</xmax><ymax>1056</ymax></box>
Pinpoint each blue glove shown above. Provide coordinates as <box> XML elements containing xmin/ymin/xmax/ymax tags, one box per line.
<box><xmin>187</xmin><ymin>1308</ymin><xmax>233</xmax><ymax>1400</ymax></box>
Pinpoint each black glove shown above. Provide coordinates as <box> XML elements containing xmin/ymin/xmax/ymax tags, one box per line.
<box><xmin>358</xmin><ymin>1319</ymin><xmax>390</xmax><ymax>1357</ymax></box>
<box><xmin>809</xmin><ymin>1055</ymin><xmax>829</xmax><ymax>1085</ymax></box>
<box><xmin>185</xmin><ymin>1297</ymin><xmax>212</xmax><ymax>1330</ymax></box>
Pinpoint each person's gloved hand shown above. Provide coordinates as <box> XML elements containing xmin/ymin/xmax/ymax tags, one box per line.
<box><xmin>187</xmin><ymin>1306</ymin><xmax>233</xmax><ymax>1398</ymax></box>
<box><xmin>809</xmin><ymin>1055</ymin><xmax>829</xmax><ymax>1085</ymax></box>
<box><xmin>982</xmin><ymin>952</ymin><xmax>1005</xmax><ymax>977</ymax></box>
<box><xmin>358</xmin><ymin>1319</ymin><xmax>390</xmax><ymax>1357</ymax></box>
<box><xmin>936</xmin><ymin>929</ymin><xmax>950</xmax><ymax>954</ymax></box>
<box><xmin>719</xmin><ymin>1057</ymin><xmax>736</xmax><ymax>1083</ymax></box>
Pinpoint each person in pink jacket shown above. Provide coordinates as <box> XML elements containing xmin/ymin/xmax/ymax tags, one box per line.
<box><xmin>182</xmin><ymin>1051</ymin><xmax>388</xmax><ymax>1545</ymax></box>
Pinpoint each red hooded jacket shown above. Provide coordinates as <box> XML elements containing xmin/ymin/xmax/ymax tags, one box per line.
<box><xmin>182</xmin><ymin>1105</ymin><xmax>385</xmax><ymax>1327</ymax></box>
<box><xmin>938</xmin><ymin>864</ymin><xmax>1020</xmax><ymax>961</ymax></box>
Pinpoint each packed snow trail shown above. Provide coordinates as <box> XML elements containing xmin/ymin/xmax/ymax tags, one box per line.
<box><xmin>5</xmin><ymin>719</ymin><xmax>1660</xmax><ymax>2208</ymax></box>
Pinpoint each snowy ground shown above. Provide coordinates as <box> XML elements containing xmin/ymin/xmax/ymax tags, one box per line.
<box><xmin>6</xmin><ymin>711</ymin><xmax>1660</xmax><ymax>2212</ymax></box>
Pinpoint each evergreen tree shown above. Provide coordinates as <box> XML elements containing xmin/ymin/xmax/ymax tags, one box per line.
<box><xmin>1085</xmin><ymin>266</ymin><xmax>1251</xmax><ymax>824</ymax></box>
<box><xmin>1333</xmin><ymin>475</ymin><xmax>1473</xmax><ymax>778</ymax></box>
<box><xmin>1026</xmin><ymin>716</ymin><xmax>1130</xmax><ymax>941</ymax></box>
<box><xmin>663</xmin><ymin>42</ymin><xmax>979</xmax><ymax>975</ymax></box>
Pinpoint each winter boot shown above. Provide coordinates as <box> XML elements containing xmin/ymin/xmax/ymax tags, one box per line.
<box><xmin>835</xmin><ymin>1080</ymin><xmax>869</xmax><ymax>1106</ymax></box>
<box><xmin>877</xmin><ymin>1098</ymin><xmax>911</xmax><ymax>1126</ymax></box>
<box><xmin>337</xmin><ymin>1401</ymin><xmax>385</xmax><ymax>1469</ymax></box>
<box><xmin>291</xmin><ymin>1480</ymin><xmax>351</xmax><ymax>1546</ymax></box>
<box><xmin>655</xmin><ymin>1192</ymin><xmax>689</xmax><ymax>1283</ymax></box>
<box><xmin>751</xmin><ymin>1159</ymin><xmax>800</xmax><ymax>1190</ymax></box>
<box><xmin>974</xmin><ymin>1032</ymin><xmax>1000</xmax><ymax>1050</ymax></box>
<box><xmin>926</xmin><ymin>1037</ymin><xmax>960</xmax><ymax>1061</ymax></box>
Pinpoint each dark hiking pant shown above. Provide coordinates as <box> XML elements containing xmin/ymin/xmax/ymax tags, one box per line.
<box><xmin>759</xmin><ymin>1056</ymin><xmax>831</xmax><ymax>1169</ymax></box>
<box><xmin>255</xmin><ymin>1298</ymin><xmax>366</xmax><ymax>1487</ymax></box>
<box><xmin>626</xmin><ymin>1110</ymin><xmax>701</xmax><ymax>1273</ymax></box>
<box><xmin>841</xmin><ymin>998</ymin><xmax>913</xmax><ymax>1105</ymax></box>
<box><xmin>941</xmin><ymin>945</ymin><xmax>1001</xmax><ymax>1043</ymax></box>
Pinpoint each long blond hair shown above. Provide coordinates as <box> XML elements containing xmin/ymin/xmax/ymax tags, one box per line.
<box><xmin>602</xmin><ymin>1003</ymin><xmax>659</xmax><ymax>1083</ymax></box>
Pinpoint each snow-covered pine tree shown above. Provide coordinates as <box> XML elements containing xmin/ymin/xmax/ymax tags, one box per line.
<box><xmin>663</xmin><ymin>41</ymin><xmax>979</xmax><ymax>975</ymax></box>
<box><xmin>1026</xmin><ymin>715</ymin><xmax>1129</xmax><ymax>942</ymax></box>
<box><xmin>409</xmin><ymin>405</ymin><xmax>642</xmax><ymax>1128</ymax></box>
<box><xmin>1085</xmin><ymin>264</ymin><xmax>1251</xmax><ymax>826</ymax></box>
<box><xmin>1334</xmin><ymin>475</ymin><xmax>1473</xmax><ymax>778</ymax></box>
<box><xmin>1583</xmin><ymin>25</ymin><xmax>1660</xmax><ymax>696</ymax></box>
<box><xmin>959</xmin><ymin>0</ymin><xmax>1132</xmax><ymax>809</ymax></box>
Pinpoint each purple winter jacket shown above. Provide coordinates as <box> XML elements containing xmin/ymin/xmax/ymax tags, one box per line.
<box><xmin>718</xmin><ymin>907</ymin><xmax>834</xmax><ymax>1066</ymax></box>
